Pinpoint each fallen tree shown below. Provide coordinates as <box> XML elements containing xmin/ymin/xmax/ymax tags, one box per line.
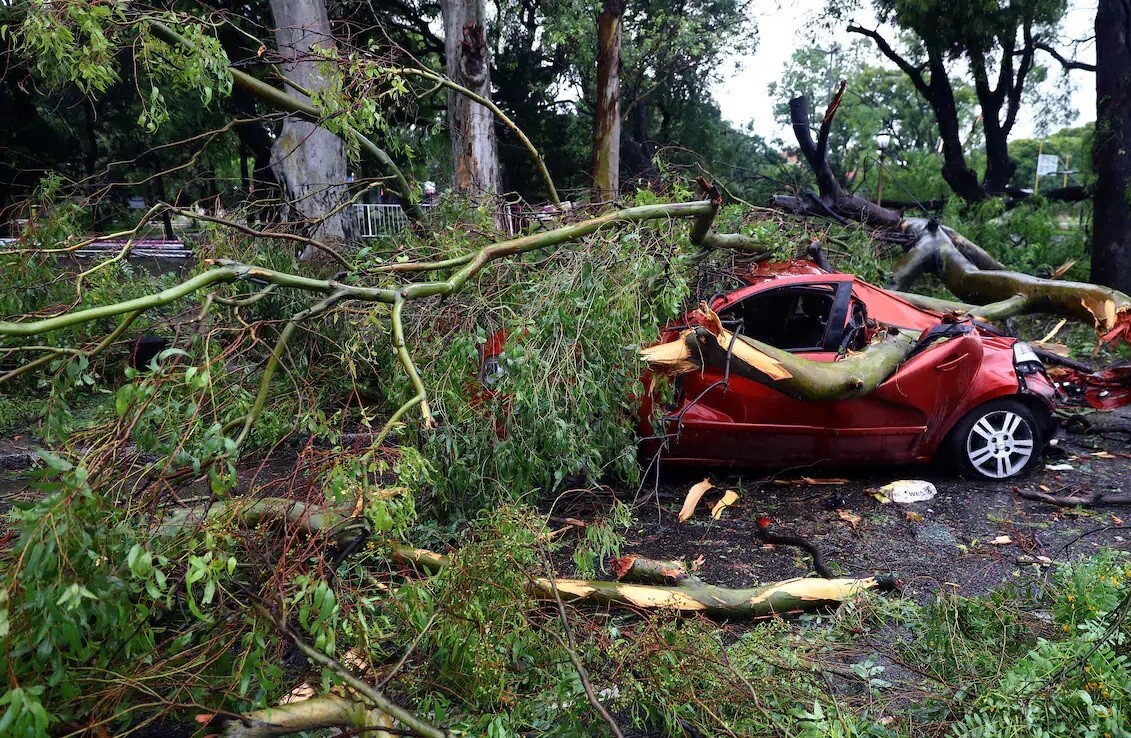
<box><xmin>770</xmin><ymin>90</ymin><xmax>1131</xmax><ymax>344</ymax></box>
<box><xmin>642</xmin><ymin>301</ymin><xmax>917</xmax><ymax>402</ymax></box>
<box><xmin>159</xmin><ymin>496</ymin><xmax>893</xmax><ymax>736</ymax></box>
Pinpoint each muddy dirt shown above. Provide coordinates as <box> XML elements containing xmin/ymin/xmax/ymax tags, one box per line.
<box><xmin>2</xmin><ymin>422</ymin><xmax>1129</xmax><ymax>737</ymax></box>
<box><xmin>558</xmin><ymin>429</ymin><xmax>1131</xmax><ymax>600</ymax></box>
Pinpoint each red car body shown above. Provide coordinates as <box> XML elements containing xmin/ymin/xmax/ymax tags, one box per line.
<box><xmin>637</xmin><ymin>261</ymin><xmax>1059</xmax><ymax>470</ymax></box>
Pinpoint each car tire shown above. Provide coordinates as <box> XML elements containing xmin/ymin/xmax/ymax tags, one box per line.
<box><xmin>947</xmin><ymin>398</ymin><xmax>1044</xmax><ymax>480</ymax></box>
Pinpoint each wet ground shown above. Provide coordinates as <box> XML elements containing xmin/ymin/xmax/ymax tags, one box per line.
<box><xmin>2</xmin><ymin>421</ymin><xmax>1129</xmax><ymax>737</ymax></box>
<box><xmin>3</xmin><ymin>423</ymin><xmax>1131</xmax><ymax>600</ymax></box>
<box><xmin>571</xmin><ymin>428</ymin><xmax>1131</xmax><ymax>599</ymax></box>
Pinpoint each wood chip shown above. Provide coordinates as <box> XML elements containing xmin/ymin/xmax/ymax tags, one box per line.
<box><xmin>710</xmin><ymin>490</ymin><xmax>740</xmax><ymax>519</ymax></box>
<box><xmin>678</xmin><ymin>478</ymin><xmax>714</xmax><ymax>522</ymax></box>
<box><xmin>1039</xmin><ymin>318</ymin><xmax>1069</xmax><ymax>344</ymax></box>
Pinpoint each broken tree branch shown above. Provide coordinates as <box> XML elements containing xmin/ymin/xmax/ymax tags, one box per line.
<box><xmin>642</xmin><ymin>304</ymin><xmax>917</xmax><ymax>402</ymax></box>
<box><xmin>390</xmin><ymin>541</ymin><xmax>892</xmax><ymax>618</ymax></box>
<box><xmin>1014</xmin><ymin>488</ymin><xmax>1131</xmax><ymax>507</ymax></box>
<box><xmin>388</xmin><ymin>66</ymin><xmax>560</xmax><ymax>206</ymax></box>
<box><xmin>254</xmin><ymin>602</ymin><xmax>454</xmax><ymax>738</ymax></box>
<box><xmin>767</xmin><ymin>94</ymin><xmax>1131</xmax><ymax>344</ymax></box>
<box><xmin>146</xmin><ymin>19</ymin><xmax>424</xmax><ymax>222</ymax></box>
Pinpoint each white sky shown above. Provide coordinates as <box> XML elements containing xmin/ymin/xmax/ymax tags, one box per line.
<box><xmin>714</xmin><ymin>0</ymin><xmax>1098</xmax><ymax>143</ymax></box>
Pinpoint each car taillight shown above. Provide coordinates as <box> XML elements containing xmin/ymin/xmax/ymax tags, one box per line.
<box><xmin>1012</xmin><ymin>342</ymin><xmax>1044</xmax><ymax>375</ymax></box>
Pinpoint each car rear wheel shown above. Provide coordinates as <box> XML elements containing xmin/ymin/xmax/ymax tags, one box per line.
<box><xmin>948</xmin><ymin>398</ymin><xmax>1043</xmax><ymax>480</ymax></box>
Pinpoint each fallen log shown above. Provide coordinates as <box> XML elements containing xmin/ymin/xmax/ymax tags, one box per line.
<box><xmin>1015</xmin><ymin>487</ymin><xmax>1131</xmax><ymax>508</ymax></box>
<box><xmin>219</xmin><ymin>694</ymin><xmax>396</xmax><ymax>738</ymax></box>
<box><xmin>390</xmin><ymin>546</ymin><xmax>893</xmax><ymax>618</ymax></box>
<box><xmin>641</xmin><ymin>303</ymin><xmax>917</xmax><ymax>402</ymax></box>
<box><xmin>768</xmin><ymin>92</ymin><xmax>1131</xmax><ymax>346</ymax></box>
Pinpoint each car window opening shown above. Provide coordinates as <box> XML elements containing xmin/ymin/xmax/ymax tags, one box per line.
<box><xmin>720</xmin><ymin>286</ymin><xmax>837</xmax><ymax>352</ymax></box>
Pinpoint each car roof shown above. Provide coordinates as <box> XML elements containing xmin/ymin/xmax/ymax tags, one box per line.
<box><xmin>719</xmin><ymin>260</ymin><xmax>944</xmax><ymax>331</ymax></box>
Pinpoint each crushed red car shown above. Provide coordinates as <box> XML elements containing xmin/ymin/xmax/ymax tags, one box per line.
<box><xmin>485</xmin><ymin>261</ymin><xmax>1064</xmax><ymax>480</ymax></box>
<box><xmin>641</xmin><ymin>262</ymin><xmax>1065</xmax><ymax>480</ymax></box>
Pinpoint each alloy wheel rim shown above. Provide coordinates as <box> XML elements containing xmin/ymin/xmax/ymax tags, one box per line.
<box><xmin>966</xmin><ymin>410</ymin><xmax>1035</xmax><ymax>478</ymax></box>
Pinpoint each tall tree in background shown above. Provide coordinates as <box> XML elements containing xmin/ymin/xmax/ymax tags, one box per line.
<box><xmin>592</xmin><ymin>0</ymin><xmax>624</xmax><ymax>201</ymax></box>
<box><xmin>269</xmin><ymin>0</ymin><xmax>355</xmax><ymax>251</ymax></box>
<box><xmin>1092</xmin><ymin>0</ymin><xmax>1131</xmax><ymax>292</ymax></box>
<box><xmin>847</xmin><ymin>0</ymin><xmax>1065</xmax><ymax>202</ymax></box>
<box><xmin>772</xmin><ymin>43</ymin><xmax>977</xmax><ymax>200</ymax></box>
<box><xmin>443</xmin><ymin>0</ymin><xmax>501</xmax><ymax>193</ymax></box>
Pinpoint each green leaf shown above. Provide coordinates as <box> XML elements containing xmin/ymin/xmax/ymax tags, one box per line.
<box><xmin>36</xmin><ymin>450</ymin><xmax>72</xmax><ymax>472</ymax></box>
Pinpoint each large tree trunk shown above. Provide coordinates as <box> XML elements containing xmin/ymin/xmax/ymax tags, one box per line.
<box><xmin>442</xmin><ymin>0</ymin><xmax>501</xmax><ymax>195</ymax></box>
<box><xmin>927</xmin><ymin>55</ymin><xmax>987</xmax><ymax>203</ymax></box>
<box><xmin>268</xmin><ymin>0</ymin><xmax>355</xmax><ymax>256</ymax></box>
<box><xmin>768</xmin><ymin>92</ymin><xmax>1131</xmax><ymax>344</ymax></box>
<box><xmin>1092</xmin><ymin>0</ymin><xmax>1131</xmax><ymax>294</ymax></box>
<box><xmin>591</xmin><ymin>0</ymin><xmax>624</xmax><ymax>203</ymax></box>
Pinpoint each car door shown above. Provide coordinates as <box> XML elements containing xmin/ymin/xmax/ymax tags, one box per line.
<box><xmin>662</xmin><ymin>281</ymin><xmax>849</xmax><ymax>466</ymax></box>
<box><xmin>824</xmin><ymin>333</ymin><xmax>984</xmax><ymax>463</ymax></box>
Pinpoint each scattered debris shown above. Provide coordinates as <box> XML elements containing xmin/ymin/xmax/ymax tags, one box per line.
<box><xmin>773</xmin><ymin>477</ymin><xmax>849</xmax><ymax>486</ymax></box>
<box><xmin>870</xmin><ymin>489</ymin><xmax>892</xmax><ymax>504</ymax></box>
<box><xmin>1017</xmin><ymin>555</ymin><xmax>1054</xmax><ymax>566</ymax></box>
<box><xmin>905</xmin><ymin>511</ymin><xmax>924</xmax><ymax>523</ymax></box>
<box><xmin>710</xmin><ymin>490</ymin><xmax>740</xmax><ymax>519</ymax></box>
<box><xmin>755</xmin><ymin>515</ymin><xmax>835</xmax><ymax>578</ymax></box>
<box><xmin>989</xmin><ymin>535</ymin><xmax>1013</xmax><ymax>546</ymax></box>
<box><xmin>1044</xmin><ymin>463</ymin><xmax>1075</xmax><ymax>471</ymax></box>
<box><xmin>879</xmin><ymin>480</ymin><xmax>937</xmax><ymax>504</ymax></box>
<box><xmin>677</xmin><ymin>478</ymin><xmax>713</xmax><ymax>522</ymax></box>
<box><xmin>837</xmin><ymin>510</ymin><xmax>863</xmax><ymax>528</ymax></box>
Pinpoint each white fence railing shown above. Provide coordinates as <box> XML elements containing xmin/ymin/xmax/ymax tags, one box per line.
<box><xmin>353</xmin><ymin>202</ymin><xmax>565</xmax><ymax>239</ymax></box>
<box><xmin>354</xmin><ymin>203</ymin><xmax>418</xmax><ymax>238</ymax></box>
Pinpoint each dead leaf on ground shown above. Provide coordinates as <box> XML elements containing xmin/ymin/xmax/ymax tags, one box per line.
<box><xmin>905</xmin><ymin>511</ymin><xmax>924</xmax><ymax>523</ymax></box>
<box><xmin>1112</xmin><ymin>515</ymin><xmax>1125</xmax><ymax>526</ymax></box>
<box><xmin>690</xmin><ymin>555</ymin><xmax>705</xmax><ymax>571</ymax></box>
<box><xmin>678</xmin><ymin>478</ymin><xmax>714</xmax><ymax>522</ymax></box>
<box><xmin>869</xmin><ymin>489</ymin><xmax>891</xmax><ymax>504</ymax></box>
<box><xmin>710</xmin><ymin>490</ymin><xmax>740</xmax><ymax>519</ymax></box>
<box><xmin>1091</xmin><ymin>451</ymin><xmax>1115</xmax><ymax>459</ymax></box>
<box><xmin>837</xmin><ymin>509</ymin><xmax>862</xmax><ymax>528</ymax></box>
<box><xmin>989</xmin><ymin>535</ymin><xmax>1013</xmax><ymax>545</ymax></box>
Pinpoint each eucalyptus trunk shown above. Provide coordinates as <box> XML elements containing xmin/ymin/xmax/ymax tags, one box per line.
<box><xmin>268</xmin><ymin>0</ymin><xmax>354</xmax><ymax>255</ymax></box>
<box><xmin>591</xmin><ymin>0</ymin><xmax>624</xmax><ymax>203</ymax></box>
<box><xmin>442</xmin><ymin>0</ymin><xmax>501</xmax><ymax>194</ymax></box>
<box><xmin>1092</xmin><ymin>0</ymin><xmax>1131</xmax><ymax>293</ymax></box>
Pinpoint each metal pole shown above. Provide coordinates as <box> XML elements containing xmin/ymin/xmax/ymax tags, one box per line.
<box><xmin>877</xmin><ymin>151</ymin><xmax>885</xmax><ymax>207</ymax></box>
<box><xmin>1034</xmin><ymin>139</ymin><xmax>1044</xmax><ymax>194</ymax></box>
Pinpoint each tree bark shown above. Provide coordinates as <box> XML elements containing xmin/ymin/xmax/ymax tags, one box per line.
<box><xmin>1092</xmin><ymin>0</ymin><xmax>1131</xmax><ymax>294</ymax></box>
<box><xmin>268</xmin><ymin>0</ymin><xmax>355</xmax><ymax>255</ymax></box>
<box><xmin>442</xmin><ymin>0</ymin><xmax>501</xmax><ymax>194</ymax></box>
<box><xmin>641</xmin><ymin>303</ymin><xmax>918</xmax><ymax>402</ymax></box>
<box><xmin>768</xmin><ymin>93</ymin><xmax>1131</xmax><ymax>344</ymax></box>
<box><xmin>591</xmin><ymin>0</ymin><xmax>624</xmax><ymax>202</ymax></box>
